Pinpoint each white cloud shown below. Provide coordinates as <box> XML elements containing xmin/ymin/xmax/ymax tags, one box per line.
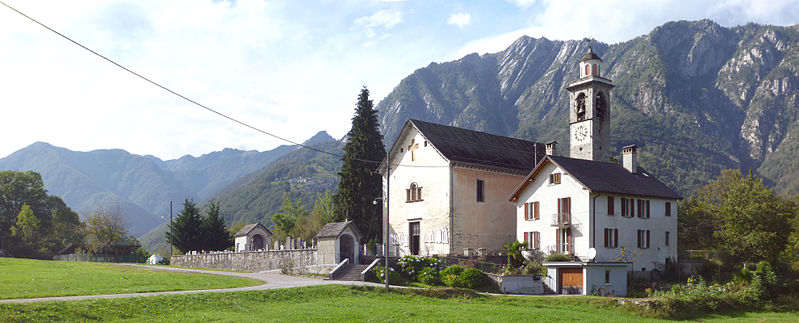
<box><xmin>447</xmin><ymin>12</ymin><xmax>471</xmax><ymax>28</ymax></box>
<box><xmin>352</xmin><ymin>9</ymin><xmax>403</xmax><ymax>39</ymax></box>
<box><xmin>507</xmin><ymin>0</ymin><xmax>537</xmax><ymax>8</ymax></box>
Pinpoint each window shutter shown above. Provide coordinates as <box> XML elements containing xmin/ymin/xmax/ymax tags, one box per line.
<box><xmin>614</xmin><ymin>229</ymin><xmax>618</xmax><ymax>248</ymax></box>
<box><xmin>524</xmin><ymin>203</ymin><xmax>529</xmax><ymax>220</ymax></box>
<box><xmin>607</xmin><ymin>196</ymin><xmax>614</xmax><ymax>215</ymax></box>
<box><xmin>636</xmin><ymin>200</ymin><xmax>641</xmax><ymax>218</ymax></box>
<box><xmin>557</xmin><ymin>198</ymin><xmax>562</xmax><ymax>215</ymax></box>
<box><xmin>665</xmin><ymin>202</ymin><xmax>671</xmax><ymax>216</ymax></box>
<box><xmin>621</xmin><ymin>198</ymin><xmax>626</xmax><ymax>217</ymax></box>
<box><xmin>406</xmin><ymin>189</ymin><xmax>410</xmax><ymax>202</ymax></box>
<box><xmin>604</xmin><ymin>229</ymin><xmax>609</xmax><ymax>248</ymax></box>
<box><xmin>534</xmin><ymin>232</ymin><xmax>540</xmax><ymax>249</ymax></box>
<box><xmin>534</xmin><ymin>201</ymin><xmax>540</xmax><ymax>220</ymax></box>
<box><xmin>646</xmin><ymin>200</ymin><xmax>650</xmax><ymax>218</ymax></box>
<box><xmin>524</xmin><ymin>232</ymin><xmax>529</xmax><ymax>244</ymax></box>
<box><xmin>566</xmin><ymin>197</ymin><xmax>571</xmax><ymax>215</ymax></box>
<box><xmin>646</xmin><ymin>230</ymin><xmax>650</xmax><ymax>248</ymax></box>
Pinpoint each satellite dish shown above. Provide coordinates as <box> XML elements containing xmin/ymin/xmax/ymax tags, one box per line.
<box><xmin>587</xmin><ymin>248</ymin><xmax>597</xmax><ymax>261</ymax></box>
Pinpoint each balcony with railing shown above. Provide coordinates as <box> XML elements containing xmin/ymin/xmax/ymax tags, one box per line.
<box><xmin>551</xmin><ymin>212</ymin><xmax>571</xmax><ymax>227</ymax></box>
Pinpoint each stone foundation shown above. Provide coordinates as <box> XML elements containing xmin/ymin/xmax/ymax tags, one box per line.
<box><xmin>171</xmin><ymin>249</ymin><xmax>334</xmax><ymax>274</ymax></box>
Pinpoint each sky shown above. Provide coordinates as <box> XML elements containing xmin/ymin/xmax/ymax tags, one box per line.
<box><xmin>0</xmin><ymin>0</ymin><xmax>797</xmax><ymax>160</ymax></box>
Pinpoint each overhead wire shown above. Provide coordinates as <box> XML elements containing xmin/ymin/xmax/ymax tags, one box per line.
<box><xmin>0</xmin><ymin>1</ymin><xmax>541</xmax><ymax>170</ymax></box>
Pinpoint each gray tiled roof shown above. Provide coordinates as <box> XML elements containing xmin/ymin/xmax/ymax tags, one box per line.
<box><xmin>234</xmin><ymin>223</ymin><xmax>272</xmax><ymax>237</ymax></box>
<box><xmin>409</xmin><ymin>119</ymin><xmax>545</xmax><ymax>172</ymax></box>
<box><xmin>549</xmin><ymin>156</ymin><xmax>681</xmax><ymax>199</ymax></box>
<box><xmin>315</xmin><ymin>221</ymin><xmax>361</xmax><ymax>239</ymax></box>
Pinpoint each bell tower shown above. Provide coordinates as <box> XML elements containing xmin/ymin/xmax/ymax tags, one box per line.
<box><xmin>567</xmin><ymin>47</ymin><xmax>614</xmax><ymax>161</ymax></box>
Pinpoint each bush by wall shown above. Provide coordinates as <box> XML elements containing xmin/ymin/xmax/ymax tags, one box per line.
<box><xmin>397</xmin><ymin>256</ymin><xmax>444</xmax><ymax>281</ymax></box>
<box><xmin>418</xmin><ymin>267</ymin><xmax>441</xmax><ymax>285</ymax></box>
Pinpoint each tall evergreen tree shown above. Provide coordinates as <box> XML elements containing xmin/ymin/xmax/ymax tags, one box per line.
<box><xmin>334</xmin><ymin>87</ymin><xmax>386</xmax><ymax>242</ymax></box>
<box><xmin>166</xmin><ymin>198</ymin><xmax>203</xmax><ymax>253</ymax></box>
<box><xmin>201</xmin><ymin>202</ymin><xmax>232</xmax><ymax>251</ymax></box>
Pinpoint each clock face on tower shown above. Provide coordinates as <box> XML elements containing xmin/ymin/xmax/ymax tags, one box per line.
<box><xmin>574</xmin><ymin>124</ymin><xmax>589</xmax><ymax>143</ymax></box>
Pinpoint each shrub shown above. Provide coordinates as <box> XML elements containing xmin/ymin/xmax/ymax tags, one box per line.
<box><xmin>441</xmin><ymin>265</ymin><xmax>465</xmax><ymax>287</ymax></box>
<box><xmin>521</xmin><ymin>260</ymin><xmax>543</xmax><ymax>276</ymax></box>
<box><xmin>373</xmin><ymin>266</ymin><xmax>407</xmax><ymax>286</ymax></box>
<box><xmin>459</xmin><ymin>268</ymin><xmax>486</xmax><ymax>289</ymax></box>
<box><xmin>397</xmin><ymin>256</ymin><xmax>444</xmax><ymax>281</ymax></box>
<box><xmin>157</xmin><ymin>258</ymin><xmax>170</xmax><ymax>265</ymax></box>
<box><xmin>418</xmin><ymin>267</ymin><xmax>442</xmax><ymax>285</ymax></box>
<box><xmin>544</xmin><ymin>253</ymin><xmax>572</xmax><ymax>262</ymax></box>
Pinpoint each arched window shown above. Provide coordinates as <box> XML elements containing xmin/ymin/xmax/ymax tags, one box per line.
<box><xmin>595</xmin><ymin>92</ymin><xmax>606</xmax><ymax>120</ymax></box>
<box><xmin>584</xmin><ymin>64</ymin><xmax>590</xmax><ymax>77</ymax></box>
<box><xmin>575</xmin><ymin>93</ymin><xmax>586</xmax><ymax>121</ymax></box>
<box><xmin>592</xmin><ymin>63</ymin><xmax>598</xmax><ymax>76</ymax></box>
<box><xmin>406</xmin><ymin>183</ymin><xmax>423</xmax><ymax>202</ymax></box>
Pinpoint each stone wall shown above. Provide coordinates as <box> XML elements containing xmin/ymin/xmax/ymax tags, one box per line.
<box><xmin>171</xmin><ymin>249</ymin><xmax>335</xmax><ymax>274</ymax></box>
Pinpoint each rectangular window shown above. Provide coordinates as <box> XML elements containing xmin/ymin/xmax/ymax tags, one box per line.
<box><xmin>476</xmin><ymin>179</ymin><xmax>485</xmax><ymax>202</ymax></box>
<box><xmin>621</xmin><ymin>197</ymin><xmax>627</xmax><ymax>217</ymax></box>
<box><xmin>549</xmin><ymin>173</ymin><xmax>561</xmax><ymax>185</ymax></box>
<box><xmin>604</xmin><ymin>228</ymin><xmax>618</xmax><ymax>248</ymax></box>
<box><xmin>607</xmin><ymin>196</ymin><xmax>615</xmax><ymax>215</ymax></box>
<box><xmin>665</xmin><ymin>231</ymin><xmax>670</xmax><ymax>246</ymax></box>
<box><xmin>532</xmin><ymin>231</ymin><xmax>540</xmax><ymax>249</ymax></box>
<box><xmin>605</xmin><ymin>270</ymin><xmax>610</xmax><ymax>284</ymax></box>
<box><xmin>637</xmin><ymin>230</ymin><xmax>650</xmax><ymax>249</ymax></box>
<box><xmin>557</xmin><ymin>197</ymin><xmax>571</xmax><ymax>225</ymax></box>
<box><xmin>665</xmin><ymin>202</ymin><xmax>672</xmax><ymax>216</ymax></box>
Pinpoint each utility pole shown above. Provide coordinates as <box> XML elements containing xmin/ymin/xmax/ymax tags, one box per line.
<box><xmin>169</xmin><ymin>201</ymin><xmax>173</xmax><ymax>256</ymax></box>
<box><xmin>384</xmin><ymin>161</ymin><xmax>390</xmax><ymax>292</ymax></box>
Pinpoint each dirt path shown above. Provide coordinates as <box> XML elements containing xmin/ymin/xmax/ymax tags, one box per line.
<box><xmin>0</xmin><ymin>265</ymin><xmax>381</xmax><ymax>304</ymax></box>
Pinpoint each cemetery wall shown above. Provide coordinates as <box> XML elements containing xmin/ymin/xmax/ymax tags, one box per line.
<box><xmin>171</xmin><ymin>249</ymin><xmax>335</xmax><ymax>274</ymax></box>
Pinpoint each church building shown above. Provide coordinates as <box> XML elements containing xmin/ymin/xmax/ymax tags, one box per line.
<box><xmin>380</xmin><ymin>119</ymin><xmax>545</xmax><ymax>257</ymax></box>
<box><xmin>507</xmin><ymin>48</ymin><xmax>681</xmax><ymax>275</ymax></box>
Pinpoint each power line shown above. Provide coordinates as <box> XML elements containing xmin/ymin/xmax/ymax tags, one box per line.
<box><xmin>0</xmin><ymin>1</ymin><xmax>538</xmax><ymax>170</ymax></box>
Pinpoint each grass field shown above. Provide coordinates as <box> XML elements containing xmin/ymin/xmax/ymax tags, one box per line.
<box><xmin>0</xmin><ymin>258</ymin><xmax>260</xmax><ymax>299</ymax></box>
<box><xmin>1</xmin><ymin>285</ymin><xmax>797</xmax><ymax>322</ymax></box>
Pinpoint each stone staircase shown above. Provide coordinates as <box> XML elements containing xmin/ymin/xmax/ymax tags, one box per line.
<box><xmin>331</xmin><ymin>264</ymin><xmax>370</xmax><ymax>281</ymax></box>
<box><xmin>542</xmin><ymin>282</ymin><xmax>557</xmax><ymax>295</ymax></box>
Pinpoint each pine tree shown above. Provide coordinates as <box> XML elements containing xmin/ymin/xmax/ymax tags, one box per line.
<box><xmin>166</xmin><ymin>198</ymin><xmax>203</xmax><ymax>253</ymax></box>
<box><xmin>334</xmin><ymin>87</ymin><xmax>386</xmax><ymax>242</ymax></box>
<box><xmin>201</xmin><ymin>202</ymin><xmax>232</xmax><ymax>251</ymax></box>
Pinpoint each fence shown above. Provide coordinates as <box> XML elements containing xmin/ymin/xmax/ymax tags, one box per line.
<box><xmin>55</xmin><ymin>253</ymin><xmax>139</xmax><ymax>263</ymax></box>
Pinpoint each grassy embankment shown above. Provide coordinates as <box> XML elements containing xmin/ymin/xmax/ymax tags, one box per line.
<box><xmin>0</xmin><ymin>258</ymin><xmax>260</xmax><ymax>299</ymax></box>
<box><xmin>2</xmin><ymin>285</ymin><xmax>798</xmax><ymax>322</ymax></box>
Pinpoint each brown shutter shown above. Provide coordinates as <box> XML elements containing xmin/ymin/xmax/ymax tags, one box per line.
<box><xmin>524</xmin><ymin>232</ymin><xmax>529</xmax><ymax>244</ymax></box>
<box><xmin>406</xmin><ymin>189</ymin><xmax>410</xmax><ymax>202</ymax></box>
<box><xmin>607</xmin><ymin>196</ymin><xmax>614</xmax><ymax>215</ymax></box>
<box><xmin>646</xmin><ymin>230</ymin><xmax>650</xmax><ymax>248</ymax></box>
<box><xmin>534</xmin><ymin>202</ymin><xmax>540</xmax><ymax>220</ymax></box>
<box><xmin>557</xmin><ymin>198</ymin><xmax>562</xmax><ymax>216</ymax></box>
<box><xmin>665</xmin><ymin>202</ymin><xmax>671</xmax><ymax>216</ymax></box>
<box><xmin>524</xmin><ymin>203</ymin><xmax>529</xmax><ymax>220</ymax></box>
<box><xmin>621</xmin><ymin>198</ymin><xmax>626</xmax><ymax>216</ymax></box>
<box><xmin>646</xmin><ymin>200</ymin><xmax>650</xmax><ymax>218</ymax></box>
<box><xmin>614</xmin><ymin>229</ymin><xmax>618</xmax><ymax>248</ymax></box>
<box><xmin>604</xmin><ymin>229</ymin><xmax>609</xmax><ymax>248</ymax></box>
<box><xmin>637</xmin><ymin>230</ymin><xmax>641</xmax><ymax>248</ymax></box>
<box><xmin>534</xmin><ymin>232</ymin><xmax>540</xmax><ymax>249</ymax></box>
<box><xmin>566</xmin><ymin>228</ymin><xmax>573</xmax><ymax>254</ymax></box>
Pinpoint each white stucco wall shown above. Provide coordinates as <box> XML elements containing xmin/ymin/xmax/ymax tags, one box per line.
<box><xmin>514</xmin><ymin>162</ymin><xmax>590</xmax><ymax>257</ymax></box>
<box><xmin>385</xmin><ymin>127</ymin><xmax>451</xmax><ymax>257</ymax></box>
<box><xmin>584</xmin><ymin>264</ymin><xmax>629</xmax><ymax>296</ymax></box>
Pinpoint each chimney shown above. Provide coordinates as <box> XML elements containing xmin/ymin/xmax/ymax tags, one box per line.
<box><xmin>545</xmin><ymin>141</ymin><xmax>557</xmax><ymax>156</ymax></box>
<box><xmin>622</xmin><ymin>144</ymin><xmax>637</xmax><ymax>173</ymax></box>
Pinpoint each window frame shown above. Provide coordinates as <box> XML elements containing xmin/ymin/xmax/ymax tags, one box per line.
<box><xmin>476</xmin><ymin>179</ymin><xmax>485</xmax><ymax>203</ymax></box>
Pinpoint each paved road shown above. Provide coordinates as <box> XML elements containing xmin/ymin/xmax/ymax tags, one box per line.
<box><xmin>0</xmin><ymin>265</ymin><xmax>382</xmax><ymax>304</ymax></box>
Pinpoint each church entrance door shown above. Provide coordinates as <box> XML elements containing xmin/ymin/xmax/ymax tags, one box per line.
<box><xmin>340</xmin><ymin>234</ymin><xmax>354</xmax><ymax>262</ymax></box>
<box><xmin>409</xmin><ymin>222</ymin><xmax>420</xmax><ymax>255</ymax></box>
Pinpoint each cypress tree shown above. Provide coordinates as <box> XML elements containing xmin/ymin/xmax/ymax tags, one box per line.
<box><xmin>166</xmin><ymin>198</ymin><xmax>203</xmax><ymax>253</ymax></box>
<box><xmin>201</xmin><ymin>202</ymin><xmax>233</xmax><ymax>251</ymax></box>
<box><xmin>334</xmin><ymin>87</ymin><xmax>386</xmax><ymax>242</ymax></box>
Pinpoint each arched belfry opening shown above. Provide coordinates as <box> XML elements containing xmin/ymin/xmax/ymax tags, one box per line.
<box><xmin>576</xmin><ymin>93</ymin><xmax>587</xmax><ymax>121</ymax></box>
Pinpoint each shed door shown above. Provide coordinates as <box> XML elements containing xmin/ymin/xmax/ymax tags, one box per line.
<box><xmin>560</xmin><ymin>268</ymin><xmax>583</xmax><ymax>288</ymax></box>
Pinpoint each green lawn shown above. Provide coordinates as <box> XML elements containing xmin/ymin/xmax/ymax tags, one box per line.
<box><xmin>1</xmin><ymin>285</ymin><xmax>796</xmax><ymax>322</ymax></box>
<box><xmin>0</xmin><ymin>258</ymin><xmax>260</xmax><ymax>299</ymax></box>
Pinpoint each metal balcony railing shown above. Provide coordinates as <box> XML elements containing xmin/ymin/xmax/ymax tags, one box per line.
<box><xmin>551</xmin><ymin>213</ymin><xmax>571</xmax><ymax>227</ymax></box>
